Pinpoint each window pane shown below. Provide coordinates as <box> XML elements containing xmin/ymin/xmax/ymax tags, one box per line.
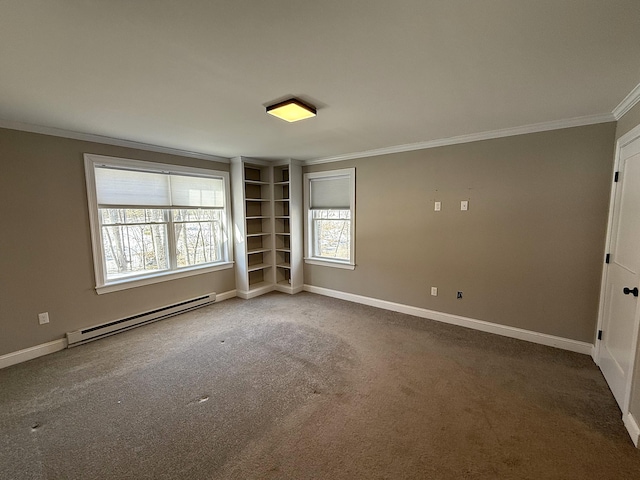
<box><xmin>101</xmin><ymin>208</ymin><xmax>165</xmax><ymax>225</ymax></box>
<box><xmin>312</xmin><ymin>210</ymin><xmax>351</xmax><ymax>220</ymax></box>
<box><xmin>173</xmin><ymin>209</ymin><xmax>223</xmax><ymax>267</ymax></box>
<box><xmin>313</xmin><ymin>209</ymin><xmax>350</xmax><ymax>260</ymax></box>
<box><xmin>101</xmin><ymin>223</ymin><xmax>168</xmax><ymax>279</ymax></box>
<box><xmin>172</xmin><ymin>208</ymin><xmax>220</xmax><ymax>222</ymax></box>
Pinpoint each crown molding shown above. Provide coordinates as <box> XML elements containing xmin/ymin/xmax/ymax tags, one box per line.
<box><xmin>613</xmin><ymin>82</ymin><xmax>640</xmax><ymax>120</ymax></box>
<box><xmin>0</xmin><ymin>119</ymin><xmax>230</xmax><ymax>163</ymax></box>
<box><xmin>304</xmin><ymin>113</ymin><xmax>616</xmax><ymax>165</ymax></box>
<box><xmin>0</xmin><ymin>107</ymin><xmax>624</xmax><ymax>167</ymax></box>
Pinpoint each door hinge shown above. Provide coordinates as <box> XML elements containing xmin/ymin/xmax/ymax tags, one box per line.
<box><xmin>598</xmin><ymin>330</ymin><xmax>603</xmax><ymax>341</ymax></box>
<box><xmin>614</xmin><ymin>171</ymin><xmax>619</xmax><ymax>182</ymax></box>
<box><xmin>605</xmin><ymin>253</ymin><xmax>611</xmax><ymax>264</ymax></box>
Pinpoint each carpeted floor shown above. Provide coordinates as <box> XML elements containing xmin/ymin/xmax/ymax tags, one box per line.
<box><xmin>1</xmin><ymin>291</ymin><xmax>639</xmax><ymax>479</ymax></box>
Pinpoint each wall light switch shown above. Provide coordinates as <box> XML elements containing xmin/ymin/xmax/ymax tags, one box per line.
<box><xmin>434</xmin><ymin>201</ymin><xmax>441</xmax><ymax>212</ymax></box>
<box><xmin>38</xmin><ymin>312</ymin><xmax>50</xmax><ymax>325</ymax></box>
<box><xmin>461</xmin><ymin>200</ymin><xmax>469</xmax><ymax>211</ymax></box>
<box><xmin>431</xmin><ymin>287</ymin><xmax>438</xmax><ymax>296</ymax></box>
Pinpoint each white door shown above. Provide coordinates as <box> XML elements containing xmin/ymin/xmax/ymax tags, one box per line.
<box><xmin>599</xmin><ymin>134</ymin><xmax>640</xmax><ymax>411</ymax></box>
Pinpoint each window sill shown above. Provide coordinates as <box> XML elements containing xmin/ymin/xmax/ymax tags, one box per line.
<box><xmin>96</xmin><ymin>262</ymin><xmax>234</xmax><ymax>294</ymax></box>
<box><xmin>304</xmin><ymin>258</ymin><xmax>355</xmax><ymax>270</ymax></box>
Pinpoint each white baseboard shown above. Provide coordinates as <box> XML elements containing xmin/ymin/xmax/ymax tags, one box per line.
<box><xmin>303</xmin><ymin>285</ymin><xmax>593</xmax><ymax>355</ymax></box>
<box><xmin>0</xmin><ymin>338</ymin><xmax>67</xmax><ymax>370</ymax></box>
<box><xmin>237</xmin><ymin>284</ymin><xmax>275</xmax><ymax>300</ymax></box>
<box><xmin>216</xmin><ymin>289</ymin><xmax>237</xmax><ymax>302</ymax></box>
<box><xmin>624</xmin><ymin>412</ymin><xmax>640</xmax><ymax>448</ymax></box>
<box><xmin>274</xmin><ymin>284</ymin><xmax>305</xmax><ymax>295</ymax></box>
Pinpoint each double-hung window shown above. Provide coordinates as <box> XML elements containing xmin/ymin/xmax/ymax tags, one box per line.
<box><xmin>85</xmin><ymin>154</ymin><xmax>233</xmax><ymax>293</ymax></box>
<box><xmin>304</xmin><ymin>168</ymin><xmax>355</xmax><ymax>269</ymax></box>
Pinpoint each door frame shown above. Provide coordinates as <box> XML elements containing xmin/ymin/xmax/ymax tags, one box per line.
<box><xmin>595</xmin><ymin>122</ymin><xmax>640</xmax><ymax>424</ymax></box>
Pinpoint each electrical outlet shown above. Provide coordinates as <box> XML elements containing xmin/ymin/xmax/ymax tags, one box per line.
<box><xmin>461</xmin><ymin>200</ymin><xmax>469</xmax><ymax>211</ymax></box>
<box><xmin>456</xmin><ymin>291</ymin><xmax>463</xmax><ymax>299</ymax></box>
<box><xmin>38</xmin><ymin>312</ymin><xmax>50</xmax><ymax>325</ymax></box>
<box><xmin>431</xmin><ymin>287</ymin><xmax>438</xmax><ymax>296</ymax></box>
<box><xmin>434</xmin><ymin>201</ymin><xmax>441</xmax><ymax>212</ymax></box>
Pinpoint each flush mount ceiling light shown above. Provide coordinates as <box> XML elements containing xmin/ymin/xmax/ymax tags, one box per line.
<box><xmin>266</xmin><ymin>98</ymin><xmax>317</xmax><ymax>123</ymax></box>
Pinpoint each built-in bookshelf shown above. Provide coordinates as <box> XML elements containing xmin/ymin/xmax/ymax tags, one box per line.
<box><xmin>273</xmin><ymin>164</ymin><xmax>292</xmax><ymax>288</ymax></box>
<box><xmin>231</xmin><ymin>157</ymin><xmax>302</xmax><ymax>299</ymax></box>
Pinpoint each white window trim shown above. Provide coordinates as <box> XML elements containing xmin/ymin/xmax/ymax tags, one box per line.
<box><xmin>303</xmin><ymin>168</ymin><xmax>356</xmax><ymax>269</ymax></box>
<box><xmin>84</xmin><ymin>153</ymin><xmax>234</xmax><ymax>294</ymax></box>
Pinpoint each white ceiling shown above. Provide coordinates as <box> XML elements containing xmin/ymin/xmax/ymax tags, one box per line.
<box><xmin>1</xmin><ymin>1</ymin><xmax>639</xmax><ymax>162</ymax></box>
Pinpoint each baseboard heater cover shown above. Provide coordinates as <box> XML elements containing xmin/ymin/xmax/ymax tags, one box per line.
<box><xmin>66</xmin><ymin>292</ymin><xmax>216</xmax><ymax>347</ymax></box>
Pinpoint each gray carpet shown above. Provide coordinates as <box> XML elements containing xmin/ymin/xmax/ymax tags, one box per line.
<box><xmin>1</xmin><ymin>292</ymin><xmax>639</xmax><ymax>479</ymax></box>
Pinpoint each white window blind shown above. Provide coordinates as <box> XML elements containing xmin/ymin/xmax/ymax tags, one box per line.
<box><xmin>309</xmin><ymin>175</ymin><xmax>351</xmax><ymax>209</ymax></box>
<box><xmin>95</xmin><ymin>168</ymin><xmax>170</xmax><ymax>207</ymax></box>
<box><xmin>95</xmin><ymin>167</ymin><xmax>224</xmax><ymax>208</ymax></box>
<box><xmin>170</xmin><ymin>175</ymin><xmax>224</xmax><ymax>208</ymax></box>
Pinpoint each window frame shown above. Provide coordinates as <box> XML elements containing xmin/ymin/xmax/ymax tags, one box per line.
<box><xmin>84</xmin><ymin>154</ymin><xmax>234</xmax><ymax>294</ymax></box>
<box><xmin>303</xmin><ymin>168</ymin><xmax>356</xmax><ymax>270</ymax></box>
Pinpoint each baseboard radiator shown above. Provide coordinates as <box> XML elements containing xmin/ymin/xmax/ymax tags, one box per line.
<box><xmin>66</xmin><ymin>292</ymin><xmax>216</xmax><ymax>348</ymax></box>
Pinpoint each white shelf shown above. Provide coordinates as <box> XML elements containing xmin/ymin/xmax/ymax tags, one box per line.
<box><xmin>248</xmin><ymin>263</ymin><xmax>271</xmax><ymax>272</ymax></box>
<box><xmin>247</xmin><ymin>247</ymin><xmax>270</xmax><ymax>255</ymax></box>
<box><xmin>244</xmin><ymin>180</ymin><xmax>269</xmax><ymax>185</ymax></box>
<box><xmin>246</xmin><ymin>232</ymin><xmax>271</xmax><ymax>237</ymax></box>
<box><xmin>245</xmin><ymin>198</ymin><xmax>270</xmax><ymax>202</ymax></box>
<box><xmin>276</xmin><ymin>263</ymin><xmax>291</xmax><ymax>269</ymax></box>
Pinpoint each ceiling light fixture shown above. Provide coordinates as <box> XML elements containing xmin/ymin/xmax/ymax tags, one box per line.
<box><xmin>266</xmin><ymin>98</ymin><xmax>317</xmax><ymax>123</ymax></box>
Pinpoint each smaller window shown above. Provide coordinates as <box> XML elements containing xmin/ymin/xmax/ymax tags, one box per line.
<box><xmin>304</xmin><ymin>168</ymin><xmax>355</xmax><ymax>269</ymax></box>
<box><xmin>312</xmin><ymin>209</ymin><xmax>351</xmax><ymax>260</ymax></box>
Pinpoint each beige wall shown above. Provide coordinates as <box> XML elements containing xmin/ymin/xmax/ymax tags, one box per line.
<box><xmin>304</xmin><ymin>123</ymin><xmax>616</xmax><ymax>343</ymax></box>
<box><xmin>0</xmin><ymin>128</ymin><xmax>235</xmax><ymax>356</ymax></box>
<box><xmin>616</xmin><ymin>102</ymin><xmax>640</xmax><ymax>423</ymax></box>
<box><xmin>616</xmin><ymin>101</ymin><xmax>640</xmax><ymax>141</ymax></box>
